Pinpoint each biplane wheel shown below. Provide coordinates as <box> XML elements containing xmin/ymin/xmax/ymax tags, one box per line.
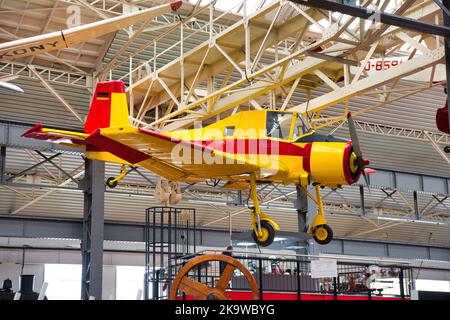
<box><xmin>252</xmin><ymin>220</ymin><xmax>276</xmax><ymax>247</ymax></box>
<box><xmin>106</xmin><ymin>177</ymin><xmax>118</xmax><ymax>188</ymax></box>
<box><xmin>444</xmin><ymin>146</ymin><xmax>450</xmax><ymax>154</ymax></box>
<box><xmin>312</xmin><ymin>224</ymin><xmax>333</xmax><ymax>245</ymax></box>
<box><xmin>169</xmin><ymin>254</ymin><xmax>259</xmax><ymax>300</ymax></box>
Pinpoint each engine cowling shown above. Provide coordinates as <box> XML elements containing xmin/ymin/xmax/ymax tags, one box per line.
<box><xmin>308</xmin><ymin>141</ymin><xmax>363</xmax><ymax>188</ymax></box>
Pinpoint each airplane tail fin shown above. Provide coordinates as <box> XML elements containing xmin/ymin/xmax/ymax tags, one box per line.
<box><xmin>84</xmin><ymin>81</ymin><xmax>130</xmax><ymax>134</ymax></box>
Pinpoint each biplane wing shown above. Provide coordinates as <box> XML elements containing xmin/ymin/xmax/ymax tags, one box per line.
<box><xmin>0</xmin><ymin>1</ymin><xmax>182</xmax><ymax>61</ymax></box>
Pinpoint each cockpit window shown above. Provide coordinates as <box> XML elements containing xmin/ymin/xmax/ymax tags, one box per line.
<box><xmin>224</xmin><ymin>126</ymin><xmax>235</xmax><ymax>136</ymax></box>
<box><xmin>292</xmin><ymin>114</ymin><xmax>312</xmax><ymax>140</ymax></box>
<box><xmin>266</xmin><ymin>112</ymin><xmax>293</xmax><ymax>139</ymax></box>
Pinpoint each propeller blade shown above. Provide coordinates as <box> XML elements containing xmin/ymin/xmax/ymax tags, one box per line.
<box><xmin>347</xmin><ymin>112</ymin><xmax>362</xmax><ymax>158</ymax></box>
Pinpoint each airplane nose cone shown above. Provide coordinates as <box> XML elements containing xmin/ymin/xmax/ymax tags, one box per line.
<box><xmin>343</xmin><ymin>142</ymin><xmax>363</xmax><ymax>185</ymax></box>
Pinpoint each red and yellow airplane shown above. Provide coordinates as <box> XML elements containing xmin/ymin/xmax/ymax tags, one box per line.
<box><xmin>23</xmin><ymin>80</ymin><xmax>370</xmax><ymax>247</ymax></box>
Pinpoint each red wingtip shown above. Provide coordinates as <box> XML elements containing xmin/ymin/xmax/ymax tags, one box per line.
<box><xmin>22</xmin><ymin>123</ymin><xmax>43</xmax><ymax>137</ymax></box>
<box><xmin>170</xmin><ymin>0</ymin><xmax>183</xmax><ymax>11</ymax></box>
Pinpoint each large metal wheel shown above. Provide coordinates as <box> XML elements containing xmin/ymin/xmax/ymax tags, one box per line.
<box><xmin>169</xmin><ymin>254</ymin><xmax>259</xmax><ymax>300</ymax></box>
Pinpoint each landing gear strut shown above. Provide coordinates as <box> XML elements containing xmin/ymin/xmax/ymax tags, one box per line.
<box><xmin>106</xmin><ymin>165</ymin><xmax>128</xmax><ymax>188</ymax></box>
<box><xmin>249</xmin><ymin>173</ymin><xmax>280</xmax><ymax>247</ymax></box>
<box><xmin>308</xmin><ymin>185</ymin><xmax>333</xmax><ymax>245</ymax></box>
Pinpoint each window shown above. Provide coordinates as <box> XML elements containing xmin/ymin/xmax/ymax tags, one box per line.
<box><xmin>292</xmin><ymin>114</ymin><xmax>311</xmax><ymax>140</ymax></box>
<box><xmin>415</xmin><ymin>279</ymin><xmax>450</xmax><ymax>292</ymax></box>
<box><xmin>224</xmin><ymin>126</ymin><xmax>235</xmax><ymax>137</ymax></box>
<box><xmin>116</xmin><ymin>266</ymin><xmax>146</xmax><ymax>300</ymax></box>
<box><xmin>44</xmin><ymin>264</ymin><xmax>82</xmax><ymax>300</ymax></box>
<box><xmin>266</xmin><ymin>112</ymin><xmax>293</xmax><ymax>139</ymax></box>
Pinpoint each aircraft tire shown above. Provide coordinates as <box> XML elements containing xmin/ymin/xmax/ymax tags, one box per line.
<box><xmin>252</xmin><ymin>220</ymin><xmax>276</xmax><ymax>247</ymax></box>
<box><xmin>312</xmin><ymin>224</ymin><xmax>333</xmax><ymax>245</ymax></box>
<box><xmin>106</xmin><ymin>177</ymin><xmax>118</xmax><ymax>188</ymax></box>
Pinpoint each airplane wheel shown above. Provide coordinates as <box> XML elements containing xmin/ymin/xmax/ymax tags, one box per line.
<box><xmin>444</xmin><ymin>146</ymin><xmax>450</xmax><ymax>154</ymax></box>
<box><xmin>252</xmin><ymin>220</ymin><xmax>276</xmax><ymax>247</ymax></box>
<box><xmin>106</xmin><ymin>177</ymin><xmax>118</xmax><ymax>188</ymax></box>
<box><xmin>312</xmin><ymin>224</ymin><xmax>333</xmax><ymax>245</ymax></box>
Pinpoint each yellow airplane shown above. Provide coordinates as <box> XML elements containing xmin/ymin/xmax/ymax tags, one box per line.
<box><xmin>23</xmin><ymin>80</ymin><xmax>370</xmax><ymax>247</ymax></box>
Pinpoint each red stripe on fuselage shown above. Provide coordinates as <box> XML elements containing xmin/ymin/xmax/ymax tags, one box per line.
<box><xmin>302</xmin><ymin>143</ymin><xmax>312</xmax><ymax>173</ymax></box>
<box><xmin>196</xmin><ymin>139</ymin><xmax>308</xmax><ymax>156</ymax></box>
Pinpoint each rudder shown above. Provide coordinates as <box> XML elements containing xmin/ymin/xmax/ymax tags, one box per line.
<box><xmin>84</xmin><ymin>80</ymin><xmax>130</xmax><ymax>134</ymax></box>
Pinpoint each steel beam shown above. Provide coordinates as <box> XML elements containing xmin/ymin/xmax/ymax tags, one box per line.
<box><xmin>0</xmin><ymin>121</ymin><xmax>84</xmax><ymax>153</ymax></box>
<box><xmin>294</xmin><ymin>185</ymin><xmax>316</xmax><ymax>252</ymax></box>
<box><xmin>6</xmin><ymin>152</ymin><xmax>61</xmax><ymax>182</ymax></box>
<box><xmin>0</xmin><ymin>146</ymin><xmax>5</xmax><ymax>184</ymax></box>
<box><xmin>10</xmin><ymin>170</ymin><xmax>85</xmax><ymax>215</ymax></box>
<box><xmin>81</xmin><ymin>158</ymin><xmax>105</xmax><ymax>300</ymax></box>
<box><xmin>290</xmin><ymin>0</ymin><xmax>450</xmax><ymax>37</ymax></box>
<box><xmin>0</xmin><ymin>61</ymin><xmax>89</xmax><ymax>87</ymax></box>
<box><xmin>28</xmin><ymin>65</ymin><xmax>84</xmax><ymax>123</ymax></box>
<box><xmin>293</xmin><ymin>47</ymin><xmax>445</xmax><ymax>114</ymax></box>
<box><xmin>0</xmin><ymin>214</ymin><xmax>232</xmax><ymax>246</ymax></box>
<box><xmin>35</xmin><ymin>151</ymin><xmax>80</xmax><ymax>186</ymax></box>
<box><xmin>443</xmin><ymin>0</ymin><xmax>450</xmax><ymax>138</ymax></box>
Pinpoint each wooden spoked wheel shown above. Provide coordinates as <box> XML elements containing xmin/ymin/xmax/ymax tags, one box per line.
<box><xmin>169</xmin><ymin>254</ymin><xmax>259</xmax><ymax>300</ymax></box>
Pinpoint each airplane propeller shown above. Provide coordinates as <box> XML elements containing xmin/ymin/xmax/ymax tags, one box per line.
<box><xmin>346</xmin><ymin>112</ymin><xmax>371</xmax><ymax>187</ymax></box>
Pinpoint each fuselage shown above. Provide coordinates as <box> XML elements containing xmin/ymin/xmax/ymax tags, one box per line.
<box><xmin>162</xmin><ymin>110</ymin><xmax>362</xmax><ymax>188</ymax></box>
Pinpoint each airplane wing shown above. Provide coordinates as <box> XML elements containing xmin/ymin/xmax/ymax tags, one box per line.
<box><xmin>23</xmin><ymin>124</ymin><xmax>259</xmax><ymax>182</ymax></box>
<box><xmin>0</xmin><ymin>1</ymin><xmax>182</xmax><ymax>61</ymax></box>
<box><xmin>87</xmin><ymin>126</ymin><xmax>260</xmax><ymax>179</ymax></box>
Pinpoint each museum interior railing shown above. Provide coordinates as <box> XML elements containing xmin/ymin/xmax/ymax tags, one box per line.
<box><xmin>147</xmin><ymin>251</ymin><xmax>412</xmax><ymax>300</ymax></box>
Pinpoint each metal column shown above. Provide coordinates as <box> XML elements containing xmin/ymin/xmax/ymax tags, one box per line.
<box><xmin>0</xmin><ymin>146</ymin><xmax>5</xmax><ymax>184</ymax></box>
<box><xmin>443</xmin><ymin>1</ymin><xmax>450</xmax><ymax>131</ymax></box>
<box><xmin>81</xmin><ymin>158</ymin><xmax>105</xmax><ymax>300</ymax></box>
<box><xmin>295</xmin><ymin>185</ymin><xmax>317</xmax><ymax>253</ymax></box>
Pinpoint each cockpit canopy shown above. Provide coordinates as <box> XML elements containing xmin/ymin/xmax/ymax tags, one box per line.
<box><xmin>265</xmin><ymin>111</ymin><xmax>312</xmax><ymax>140</ymax></box>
